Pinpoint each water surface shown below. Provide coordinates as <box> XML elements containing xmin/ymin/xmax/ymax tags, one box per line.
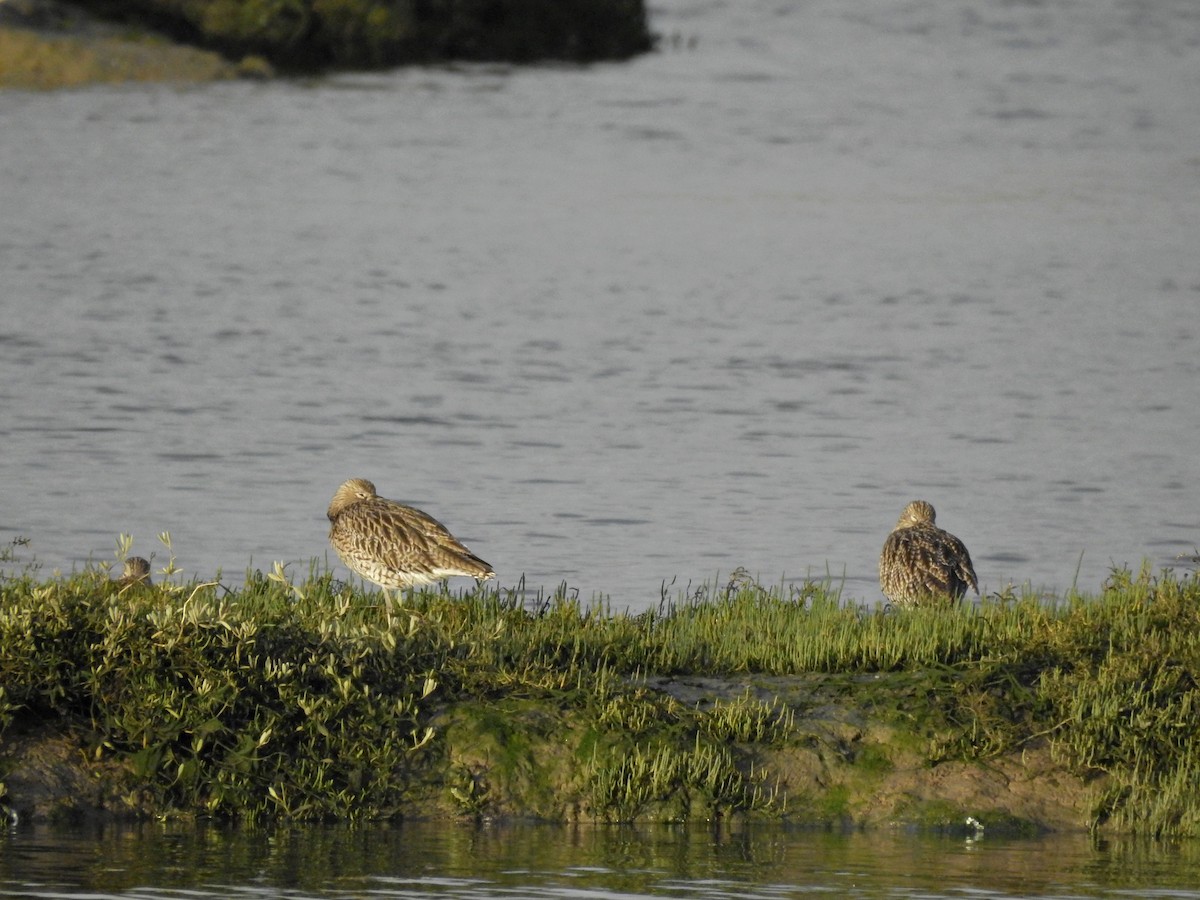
<box><xmin>1</xmin><ymin>0</ymin><xmax>1198</xmax><ymax>608</ymax></box>
<box><xmin>5</xmin><ymin>821</ymin><xmax>1200</xmax><ymax>899</ymax></box>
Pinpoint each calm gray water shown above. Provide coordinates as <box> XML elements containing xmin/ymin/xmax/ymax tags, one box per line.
<box><xmin>4</xmin><ymin>821</ymin><xmax>1200</xmax><ymax>899</ymax></box>
<box><xmin>1</xmin><ymin>0</ymin><xmax>1199</xmax><ymax>608</ymax></box>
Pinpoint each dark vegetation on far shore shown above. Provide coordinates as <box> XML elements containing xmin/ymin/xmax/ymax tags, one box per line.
<box><xmin>2</xmin><ymin>534</ymin><xmax>1200</xmax><ymax>837</ymax></box>
<box><xmin>3</xmin><ymin>0</ymin><xmax>653</xmax><ymax>82</ymax></box>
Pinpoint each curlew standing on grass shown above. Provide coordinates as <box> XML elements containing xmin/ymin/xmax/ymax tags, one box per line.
<box><xmin>879</xmin><ymin>500</ymin><xmax>978</xmax><ymax>607</ymax></box>
<box><xmin>327</xmin><ymin>478</ymin><xmax>494</xmax><ymax>608</ymax></box>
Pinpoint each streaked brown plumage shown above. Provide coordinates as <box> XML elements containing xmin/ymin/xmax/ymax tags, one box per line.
<box><xmin>327</xmin><ymin>478</ymin><xmax>494</xmax><ymax>601</ymax></box>
<box><xmin>879</xmin><ymin>500</ymin><xmax>978</xmax><ymax>607</ymax></box>
<box><xmin>119</xmin><ymin>556</ymin><xmax>152</xmax><ymax>586</ymax></box>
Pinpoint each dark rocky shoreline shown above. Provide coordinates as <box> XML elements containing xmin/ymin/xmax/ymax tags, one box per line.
<box><xmin>0</xmin><ymin>0</ymin><xmax>652</xmax><ymax>89</ymax></box>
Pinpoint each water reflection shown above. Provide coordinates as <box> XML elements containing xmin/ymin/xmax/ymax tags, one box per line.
<box><xmin>5</xmin><ymin>822</ymin><xmax>1200</xmax><ymax>898</ymax></box>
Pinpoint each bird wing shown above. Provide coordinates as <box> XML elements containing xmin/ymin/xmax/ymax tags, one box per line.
<box><xmin>883</xmin><ymin>526</ymin><xmax>975</xmax><ymax>600</ymax></box>
<box><xmin>912</xmin><ymin>527</ymin><xmax>978</xmax><ymax>597</ymax></box>
<box><xmin>343</xmin><ymin>499</ymin><xmax>491</xmax><ymax>578</ymax></box>
<box><xmin>942</xmin><ymin>532</ymin><xmax>979</xmax><ymax>594</ymax></box>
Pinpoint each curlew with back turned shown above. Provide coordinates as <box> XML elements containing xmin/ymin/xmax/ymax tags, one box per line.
<box><xmin>879</xmin><ymin>500</ymin><xmax>978</xmax><ymax>607</ymax></box>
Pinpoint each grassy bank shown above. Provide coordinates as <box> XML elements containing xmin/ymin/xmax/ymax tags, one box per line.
<box><xmin>0</xmin><ymin>24</ymin><xmax>252</xmax><ymax>88</ymax></box>
<box><xmin>2</xmin><ymin>546</ymin><xmax>1199</xmax><ymax>836</ymax></box>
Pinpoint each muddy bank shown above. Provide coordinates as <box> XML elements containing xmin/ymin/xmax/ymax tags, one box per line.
<box><xmin>3</xmin><ymin>569</ymin><xmax>1193</xmax><ymax>835</ymax></box>
<box><xmin>648</xmin><ymin>674</ymin><xmax>1093</xmax><ymax>834</ymax></box>
<box><xmin>1</xmin><ymin>673</ymin><xmax>1095</xmax><ymax>833</ymax></box>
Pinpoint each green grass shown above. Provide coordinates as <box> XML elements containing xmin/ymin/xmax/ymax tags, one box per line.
<box><xmin>2</xmin><ymin>539</ymin><xmax>1200</xmax><ymax>835</ymax></box>
<box><xmin>0</xmin><ymin>26</ymin><xmax>244</xmax><ymax>90</ymax></box>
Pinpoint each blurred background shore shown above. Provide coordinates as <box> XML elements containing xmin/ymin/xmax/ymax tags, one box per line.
<box><xmin>0</xmin><ymin>0</ymin><xmax>651</xmax><ymax>89</ymax></box>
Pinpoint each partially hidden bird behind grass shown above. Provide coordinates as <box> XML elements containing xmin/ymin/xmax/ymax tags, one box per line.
<box><xmin>327</xmin><ymin>477</ymin><xmax>494</xmax><ymax>610</ymax></box>
<box><xmin>119</xmin><ymin>556</ymin><xmax>152</xmax><ymax>586</ymax></box>
<box><xmin>879</xmin><ymin>500</ymin><xmax>978</xmax><ymax>607</ymax></box>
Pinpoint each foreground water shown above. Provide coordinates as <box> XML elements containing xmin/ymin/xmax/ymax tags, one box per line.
<box><xmin>4</xmin><ymin>821</ymin><xmax>1200</xmax><ymax>899</ymax></box>
<box><xmin>2</xmin><ymin>0</ymin><xmax>1199</xmax><ymax>609</ymax></box>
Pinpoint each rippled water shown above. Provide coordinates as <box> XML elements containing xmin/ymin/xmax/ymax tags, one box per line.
<box><xmin>1</xmin><ymin>0</ymin><xmax>1198</xmax><ymax>608</ymax></box>
<box><xmin>4</xmin><ymin>821</ymin><xmax>1200</xmax><ymax>899</ymax></box>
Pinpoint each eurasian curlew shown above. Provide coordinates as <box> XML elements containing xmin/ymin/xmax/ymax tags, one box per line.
<box><xmin>327</xmin><ymin>478</ymin><xmax>494</xmax><ymax>607</ymax></box>
<box><xmin>118</xmin><ymin>556</ymin><xmax>152</xmax><ymax>586</ymax></box>
<box><xmin>879</xmin><ymin>500</ymin><xmax>978</xmax><ymax>607</ymax></box>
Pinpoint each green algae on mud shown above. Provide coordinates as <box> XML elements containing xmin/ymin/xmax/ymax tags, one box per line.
<box><xmin>2</xmin><ymin>557</ymin><xmax>1200</xmax><ymax>836</ymax></box>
